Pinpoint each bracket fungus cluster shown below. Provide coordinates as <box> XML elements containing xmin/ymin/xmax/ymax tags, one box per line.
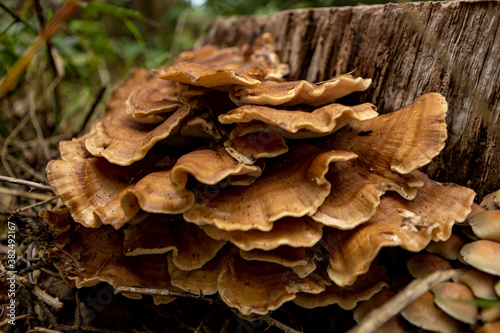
<box><xmin>44</xmin><ymin>34</ymin><xmax>477</xmax><ymax>321</ymax></box>
<box><xmin>351</xmin><ymin>189</ymin><xmax>500</xmax><ymax>333</ymax></box>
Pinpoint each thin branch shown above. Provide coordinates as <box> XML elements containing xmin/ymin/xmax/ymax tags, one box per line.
<box><xmin>347</xmin><ymin>269</ymin><xmax>458</xmax><ymax>333</ymax></box>
<box><xmin>17</xmin><ymin>275</ymin><xmax>64</xmax><ymax>311</ymax></box>
<box><xmin>36</xmin><ymin>298</ymin><xmax>61</xmax><ymax>330</ymax></box>
<box><xmin>15</xmin><ymin>195</ymin><xmax>59</xmax><ymax>213</ymax></box>
<box><xmin>260</xmin><ymin>315</ymin><xmax>302</xmax><ymax>333</ymax></box>
<box><xmin>114</xmin><ymin>286</ymin><xmax>220</xmax><ymax>304</ymax></box>
<box><xmin>0</xmin><ymin>0</ymin><xmax>38</xmax><ymax>32</ymax></box>
<box><xmin>0</xmin><ymin>175</ymin><xmax>53</xmax><ymax>191</ymax></box>
<box><xmin>18</xmin><ymin>257</ymin><xmax>62</xmax><ymax>276</ymax></box>
<box><xmin>6</xmin><ymin>154</ymin><xmax>47</xmax><ymax>183</ymax></box>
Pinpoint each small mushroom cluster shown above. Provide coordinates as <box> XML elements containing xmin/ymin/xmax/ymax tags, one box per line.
<box><xmin>353</xmin><ymin>189</ymin><xmax>500</xmax><ymax>333</ymax></box>
<box><xmin>44</xmin><ymin>34</ymin><xmax>475</xmax><ymax>317</ymax></box>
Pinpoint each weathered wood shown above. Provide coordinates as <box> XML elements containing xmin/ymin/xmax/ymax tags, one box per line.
<box><xmin>200</xmin><ymin>0</ymin><xmax>500</xmax><ymax>198</ymax></box>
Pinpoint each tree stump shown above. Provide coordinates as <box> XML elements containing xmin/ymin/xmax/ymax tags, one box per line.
<box><xmin>200</xmin><ymin>0</ymin><xmax>500</xmax><ymax>198</ymax></box>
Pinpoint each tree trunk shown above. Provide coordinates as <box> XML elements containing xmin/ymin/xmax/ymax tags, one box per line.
<box><xmin>200</xmin><ymin>0</ymin><xmax>500</xmax><ymax>199</ymax></box>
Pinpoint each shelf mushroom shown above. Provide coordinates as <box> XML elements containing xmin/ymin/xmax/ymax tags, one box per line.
<box><xmin>42</xmin><ymin>33</ymin><xmax>478</xmax><ymax>321</ymax></box>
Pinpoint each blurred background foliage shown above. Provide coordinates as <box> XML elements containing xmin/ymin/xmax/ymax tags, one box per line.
<box><xmin>0</xmin><ymin>0</ymin><xmax>399</xmax><ymax>186</ymax></box>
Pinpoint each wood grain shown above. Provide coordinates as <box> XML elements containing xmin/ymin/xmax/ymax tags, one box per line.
<box><xmin>200</xmin><ymin>1</ymin><xmax>500</xmax><ymax>198</ymax></box>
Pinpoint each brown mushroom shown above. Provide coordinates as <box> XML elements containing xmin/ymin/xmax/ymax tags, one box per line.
<box><xmin>42</xmin><ymin>208</ymin><xmax>175</xmax><ymax>301</ymax></box>
<box><xmin>47</xmin><ymin>142</ymin><xmax>200</xmax><ymax>229</ymax></box>
<box><xmin>59</xmin><ymin>136</ymin><xmax>93</xmax><ymax>161</ymax></box>
<box><xmin>217</xmin><ymin>253</ymin><xmax>325</xmax><ymax>315</ymax></box>
<box><xmin>128</xmin><ymin>169</ymin><xmax>195</xmax><ymax>215</ymax></box>
<box><xmin>323</xmin><ymin>172</ymin><xmax>474</xmax><ymax>287</ymax></box>
<box><xmin>453</xmin><ymin>267</ymin><xmax>499</xmax><ymax>300</ymax></box>
<box><xmin>293</xmin><ymin>263</ymin><xmax>388</xmax><ymax>310</ymax></box>
<box><xmin>239</xmin><ymin>246</ymin><xmax>310</xmax><ymax>268</ymax></box>
<box><xmin>223</xmin><ymin>129</ymin><xmax>289</xmax><ymax>165</ymax></box>
<box><xmin>183</xmin><ymin>144</ymin><xmax>357</xmax><ymax>231</ymax></box>
<box><xmin>480</xmin><ymin>190</ymin><xmax>500</xmax><ymax>210</ymax></box>
<box><xmin>320</xmin><ymin>92</ymin><xmax>448</xmax><ymax>175</ymax></box>
<box><xmin>401</xmin><ymin>291</ymin><xmax>462</xmax><ymax>333</ymax></box>
<box><xmin>218</xmin><ymin>102</ymin><xmax>378</xmax><ymax>139</ymax></box>
<box><xmin>425</xmin><ymin>233</ymin><xmax>468</xmax><ymax>260</ymax></box>
<box><xmin>229</xmin><ymin>75</ymin><xmax>372</xmax><ymax>106</ymax></box>
<box><xmin>167</xmin><ymin>251</ymin><xmax>228</xmax><ymax>295</ymax></box>
<box><xmin>353</xmin><ymin>289</ymin><xmax>410</xmax><ymax>333</ymax></box>
<box><xmin>155</xmin><ymin>34</ymin><xmax>288</xmax><ymax>89</ymax></box>
<box><xmin>480</xmin><ymin>307</ymin><xmax>500</xmax><ymax>323</ymax></box>
<box><xmin>152</xmin><ymin>62</ymin><xmax>262</xmax><ymax>90</ymax></box>
<box><xmin>200</xmin><ymin>216</ymin><xmax>323</xmax><ymax>251</ymax></box>
<box><xmin>170</xmin><ymin>146</ymin><xmax>263</xmax><ymax>191</ymax></box>
<box><xmin>180</xmin><ymin>114</ymin><xmax>224</xmax><ymax>139</ymax></box>
<box><xmin>314</xmin><ymin>93</ymin><xmax>450</xmax><ymax>229</ymax></box>
<box><xmin>80</xmin><ymin>68</ymin><xmax>192</xmax><ymax>166</ymax></box>
<box><xmin>47</xmin><ymin>154</ymin><xmax>145</xmax><ymax>228</ymax></box>
<box><xmin>407</xmin><ymin>253</ymin><xmax>453</xmax><ymax>279</ymax></box>
<box><xmin>292</xmin><ymin>260</ymin><xmax>318</xmax><ymax>279</ymax></box>
<box><xmin>431</xmin><ymin>282</ymin><xmax>477</xmax><ymax>324</ymax></box>
<box><xmin>460</xmin><ymin>203</ymin><xmax>487</xmax><ymax>226</ymax></box>
<box><xmin>311</xmin><ymin>160</ymin><xmax>420</xmax><ymax>229</ymax></box>
<box><xmin>125</xmin><ymin>79</ymin><xmax>181</xmax><ymax>123</ymax></box>
<box><xmin>85</xmin><ymin>103</ymin><xmax>190</xmax><ymax>166</ymax></box>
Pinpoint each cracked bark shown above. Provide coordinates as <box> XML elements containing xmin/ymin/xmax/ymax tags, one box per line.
<box><xmin>200</xmin><ymin>0</ymin><xmax>500</xmax><ymax>198</ymax></box>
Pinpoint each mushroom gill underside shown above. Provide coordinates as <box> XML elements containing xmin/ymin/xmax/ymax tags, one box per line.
<box><xmin>44</xmin><ymin>34</ymin><xmax>481</xmax><ymax>325</ymax></box>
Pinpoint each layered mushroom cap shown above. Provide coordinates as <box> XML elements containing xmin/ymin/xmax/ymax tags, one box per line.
<box><xmin>44</xmin><ymin>34</ymin><xmax>477</xmax><ymax>319</ymax></box>
<box><xmin>229</xmin><ymin>76</ymin><xmax>372</xmax><ymax>106</ymax></box>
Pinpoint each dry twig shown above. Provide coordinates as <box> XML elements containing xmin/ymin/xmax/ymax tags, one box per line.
<box><xmin>347</xmin><ymin>269</ymin><xmax>458</xmax><ymax>333</ymax></box>
<box><xmin>15</xmin><ymin>195</ymin><xmax>59</xmax><ymax>213</ymax></box>
<box><xmin>17</xmin><ymin>275</ymin><xmax>64</xmax><ymax>311</ymax></box>
<box><xmin>0</xmin><ymin>186</ymin><xmax>53</xmax><ymax>200</ymax></box>
<box><xmin>114</xmin><ymin>286</ymin><xmax>220</xmax><ymax>305</ymax></box>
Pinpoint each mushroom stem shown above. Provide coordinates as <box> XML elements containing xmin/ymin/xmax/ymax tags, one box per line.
<box><xmin>346</xmin><ymin>269</ymin><xmax>458</xmax><ymax>333</ymax></box>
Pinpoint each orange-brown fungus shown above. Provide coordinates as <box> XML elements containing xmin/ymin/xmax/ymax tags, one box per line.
<box><xmin>44</xmin><ymin>34</ymin><xmax>476</xmax><ymax>319</ymax></box>
<box><xmin>219</xmin><ymin>102</ymin><xmax>378</xmax><ymax>139</ymax></box>
<box><xmin>42</xmin><ymin>209</ymin><xmax>173</xmax><ymax>293</ymax></box>
<box><xmin>125</xmin><ymin>80</ymin><xmax>181</xmax><ymax>123</ymax></box>
<box><xmin>123</xmin><ymin>215</ymin><xmax>225</xmax><ymax>270</ymax></box>
<box><xmin>183</xmin><ymin>144</ymin><xmax>357</xmax><ymax>231</ymax></box>
<box><xmin>229</xmin><ymin>75</ymin><xmax>372</xmax><ymax>106</ymax></box>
